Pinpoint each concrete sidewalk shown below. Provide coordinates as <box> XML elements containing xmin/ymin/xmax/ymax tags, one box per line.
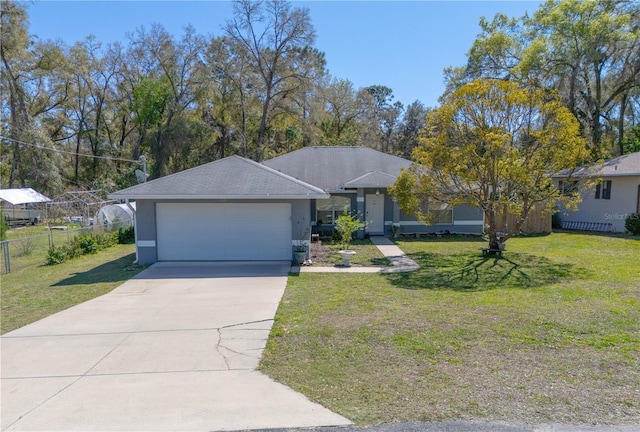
<box><xmin>294</xmin><ymin>236</ymin><xmax>419</xmax><ymax>274</ymax></box>
<box><xmin>1</xmin><ymin>262</ymin><xmax>351</xmax><ymax>431</ymax></box>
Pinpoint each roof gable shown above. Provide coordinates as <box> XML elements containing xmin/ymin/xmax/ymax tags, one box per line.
<box><xmin>110</xmin><ymin>155</ymin><xmax>328</xmax><ymax>200</ymax></box>
<box><xmin>263</xmin><ymin>146</ymin><xmax>411</xmax><ymax>191</ymax></box>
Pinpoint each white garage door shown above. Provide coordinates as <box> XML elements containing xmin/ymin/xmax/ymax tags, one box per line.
<box><xmin>156</xmin><ymin>203</ymin><xmax>292</xmax><ymax>261</ymax></box>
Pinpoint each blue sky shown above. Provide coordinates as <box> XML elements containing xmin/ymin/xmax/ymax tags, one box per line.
<box><xmin>26</xmin><ymin>1</ymin><xmax>540</xmax><ymax>108</ymax></box>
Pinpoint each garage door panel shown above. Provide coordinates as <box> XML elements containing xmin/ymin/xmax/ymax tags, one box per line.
<box><xmin>156</xmin><ymin>203</ymin><xmax>291</xmax><ymax>261</ymax></box>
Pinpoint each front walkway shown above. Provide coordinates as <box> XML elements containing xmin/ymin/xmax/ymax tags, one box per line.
<box><xmin>293</xmin><ymin>236</ymin><xmax>419</xmax><ymax>274</ymax></box>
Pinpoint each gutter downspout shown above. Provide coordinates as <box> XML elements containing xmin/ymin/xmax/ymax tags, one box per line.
<box><xmin>125</xmin><ymin>199</ymin><xmax>138</xmax><ymax>264</ymax></box>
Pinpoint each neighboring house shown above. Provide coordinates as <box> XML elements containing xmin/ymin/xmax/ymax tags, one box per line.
<box><xmin>553</xmin><ymin>150</ymin><xmax>640</xmax><ymax>233</ymax></box>
<box><xmin>110</xmin><ymin>147</ymin><xmax>484</xmax><ymax>264</ymax></box>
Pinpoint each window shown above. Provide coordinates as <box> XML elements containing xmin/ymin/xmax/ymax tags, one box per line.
<box><xmin>559</xmin><ymin>180</ymin><xmax>578</xmax><ymax>196</ymax></box>
<box><xmin>421</xmin><ymin>200</ymin><xmax>453</xmax><ymax>224</ymax></box>
<box><xmin>316</xmin><ymin>196</ymin><xmax>351</xmax><ymax>224</ymax></box>
<box><xmin>595</xmin><ymin>180</ymin><xmax>612</xmax><ymax>200</ymax></box>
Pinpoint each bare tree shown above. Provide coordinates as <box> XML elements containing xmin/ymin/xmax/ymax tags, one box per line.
<box><xmin>225</xmin><ymin>0</ymin><xmax>316</xmax><ymax>161</ymax></box>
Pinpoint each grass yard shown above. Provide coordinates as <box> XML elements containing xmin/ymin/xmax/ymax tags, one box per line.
<box><xmin>1</xmin><ymin>244</ymin><xmax>143</xmax><ymax>334</ymax></box>
<box><xmin>261</xmin><ymin>233</ymin><xmax>640</xmax><ymax>426</ymax></box>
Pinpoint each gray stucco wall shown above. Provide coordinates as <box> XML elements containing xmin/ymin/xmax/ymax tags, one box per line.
<box><xmin>398</xmin><ymin>204</ymin><xmax>484</xmax><ymax>235</ymax></box>
<box><xmin>310</xmin><ymin>189</ymin><xmax>484</xmax><ymax>237</ymax></box>
<box><xmin>133</xmin><ymin>199</ymin><xmax>312</xmax><ymax>264</ymax></box>
<box><xmin>134</xmin><ymin>200</ymin><xmax>157</xmax><ymax>264</ymax></box>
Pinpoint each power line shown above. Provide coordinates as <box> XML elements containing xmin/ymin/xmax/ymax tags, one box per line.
<box><xmin>0</xmin><ymin>135</ymin><xmax>142</xmax><ymax>164</ymax></box>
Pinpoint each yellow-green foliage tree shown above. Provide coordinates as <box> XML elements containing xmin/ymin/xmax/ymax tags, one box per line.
<box><xmin>389</xmin><ymin>79</ymin><xmax>589</xmax><ymax>252</ymax></box>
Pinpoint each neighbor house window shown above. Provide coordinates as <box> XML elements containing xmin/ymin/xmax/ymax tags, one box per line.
<box><xmin>559</xmin><ymin>180</ymin><xmax>579</xmax><ymax>196</ymax></box>
<box><xmin>595</xmin><ymin>180</ymin><xmax>612</xmax><ymax>200</ymax></box>
<box><xmin>316</xmin><ymin>196</ymin><xmax>351</xmax><ymax>224</ymax></box>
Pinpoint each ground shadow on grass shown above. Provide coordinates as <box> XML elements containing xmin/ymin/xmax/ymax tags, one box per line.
<box><xmin>52</xmin><ymin>253</ymin><xmax>140</xmax><ymax>286</ymax></box>
<box><xmin>385</xmin><ymin>251</ymin><xmax>590</xmax><ymax>291</ymax></box>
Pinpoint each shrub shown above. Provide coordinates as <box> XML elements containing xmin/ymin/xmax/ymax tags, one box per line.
<box><xmin>552</xmin><ymin>212</ymin><xmax>562</xmax><ymax>230</ymax></box>
<box><xmin>118</xmin><ymin>226</ymin><xmax>135</xmax><ymax>244</ymax></box>
<box><xmin>95</xmin><ymin>231</ymin><xmax>118</xmax><ymax>249</ymax></box>
<box><xmin>47</xmin><ymin>245</ymin><xmax>67</xmax><ymax>265</ymax></box>
<box><xmin>78</xmin><ymin>235</ymin><xmax>98</xmax><ymax>254</ymax></box>
<box><xmin>46</xmin><ymin>230</ymin><xmax>121</xmax><ymax>265</ymax></box>
<box><xmin>625</xmin><ymin>213</ymin><xmax>640</xmax><ymax>235</ymax></box>
<box><xmin>334</xmin><ymin>210</ymin><xmax>368</xmax><ymax>250</ymax></box>
<box><xmin>15</xmin><ymin>237</ymin><xmax>36</xmax><ymax>256</ymax></box>
<box><xmin>0</xmin><ymin>213</ymin><xmax>7</xmax><ymax>241</ymax></box>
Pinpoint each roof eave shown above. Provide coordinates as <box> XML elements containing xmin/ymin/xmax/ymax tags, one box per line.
<box><xmin>342</xmin><ymin>183</ymin><xmax>394</xmax><ymax>188</ymax></box>
<box><xmin>552</xmin><ymin>172</ymin><xmax>640</xmax><ymax>178</ymax></box>
<box><xmin>108</xmin><ymin>193</ymin><xmax>330</xmax><ymax>200</ymax></box>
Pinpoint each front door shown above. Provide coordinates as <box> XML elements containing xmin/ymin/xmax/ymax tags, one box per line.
<box><xmin>365</xmin><ymin>194</ymin><xmax>385</xmax><ymax>234</ymax></box>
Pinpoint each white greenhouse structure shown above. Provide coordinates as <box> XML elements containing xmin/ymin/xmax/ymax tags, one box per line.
<box><xmin>95</xmin><ymin>203</ymin><xmax>136</xmax><ymax>229</ymax></box>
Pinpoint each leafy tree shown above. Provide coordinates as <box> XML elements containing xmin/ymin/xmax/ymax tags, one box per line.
<box><xmin>531</xmin><ymin>0</ymin><xmax>640</xmax><ymax>156</ymax></box>
<box><xmin>396</xmin><ymin>100</ymin><xmax>427</xmax><ymax>159</ymax></box>
<box><xmin>203</xmin><ymin>36</ymin><xmax>244</xmax><ymax>159</ymax></box>
<box><xmin>361</xmin><ymin>85</ymin><xmax>403</xmax><ymax>153</ymax></box>
<box><xmin>318</xmin><ymin>78</ymin><xmax>366</xmax><ymax>146</ymax></box>
<box><xmin>390</xmin><ymin>79</ymin><xmax>589</xmax><ymax>251</ymax></box>
<box><xmin>621</xmin><ymin>125</ymin><xmax>640</xmax><ymax>154</ymax></box>
<box><xmin>128</xmin><ymin>24</ymin><xmax>210</xmax><ymax>177</ymax></box>
<box><xmin>130</xmin><ymin>76</ymin><xmax>171</xmax><ymax>159</ymax></box>
<box><xmin>1</xmin><ymin>0</ymin><xmax>418</xmax><ymax>193</ymax></box>
<box><xmin>65</xmin><ymin>37</ymin><xmax>124</xmax><ymax>185</ymax></box>
<box><xmin>463</xmin><ymin>0</ymin><xmax>640</xmax><ymax>157</ymax></box>
<box><xmin>0</xmin><ymin>0</ymin><xmax>65</xmax><ymax>195</ymax></box>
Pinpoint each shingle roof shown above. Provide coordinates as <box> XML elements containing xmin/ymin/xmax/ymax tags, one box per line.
<box><xmin>263</xmin><ymin>146</ymin><xmax>412</xmax><ymax>191</ymax></box>
<box><xmin>554</xmin><ymin>151</ymin><xmax>640</xmax><ymax>178</ymax></box>
<box><xmin>109</xmin><ymin>156</ymin><xmax>329</xmax><ymax>200</ymax></box>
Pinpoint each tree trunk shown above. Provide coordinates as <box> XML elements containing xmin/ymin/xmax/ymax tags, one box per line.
<box><xmin>74</xmin><ymin>130</ymin><xmax>81</xmax><ymax>181</ymax></box>
<box><xmin>256</xmin><ymin>93</ymin><xmax>270</xmax><ymax>162</ymax></box>
<box><xmin>485</xmin><ymin>210</ymin><xmax>505</xmax><ymax>253</ymax></box>
<box><xmin>488</xmin><ymin>230</ymin><xmax>501</xmax><ymax>252</ymax></box>
<box><xmin>618</xmin><ymin>92</ymin><xmax>628</xmax><ymax>155</ymax></box>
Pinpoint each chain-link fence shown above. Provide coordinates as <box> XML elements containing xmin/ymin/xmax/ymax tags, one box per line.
<box><xmin>0</xmin><ymin>223</ymin><xmax>126</xmax><ymax>274</ymax></box>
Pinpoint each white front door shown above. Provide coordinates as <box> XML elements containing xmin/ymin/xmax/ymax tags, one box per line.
<box><xmin>365</xmin><ymin>194</ymin><xmax>385</xmax><ymax>234</ymax></box>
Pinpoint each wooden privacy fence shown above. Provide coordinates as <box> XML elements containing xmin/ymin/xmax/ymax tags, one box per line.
<box><xmin>504</xmin><ymin>207</ymin><xmax>552</xmax><ymax>234</ymax></box>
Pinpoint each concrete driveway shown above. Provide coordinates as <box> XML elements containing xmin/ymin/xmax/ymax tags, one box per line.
<box><xmin>1</xmin><ymin>262</ymin><xmax>351</xmax><ymax>431</ymax></box>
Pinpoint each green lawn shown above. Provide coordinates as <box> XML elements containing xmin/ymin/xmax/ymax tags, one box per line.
<box><xmin>260</xmin><ymin>233</ymin><xmax>640</xmax><ymax>426</ymax></box>
<box><xmin>1</xmin><ymin>225</ymin><xmax>106</xmax><ymax>273</ymax></box>
<box><xmin>1</xmin><ymin>244</ymin><xmax>144</xmax><ymax>334</ymax></box>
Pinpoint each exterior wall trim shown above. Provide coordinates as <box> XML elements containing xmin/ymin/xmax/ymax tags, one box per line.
<box><xmin>453</xmin><ymin>220</ymin><xmax>484</xmax><ymax>226</ymax></box>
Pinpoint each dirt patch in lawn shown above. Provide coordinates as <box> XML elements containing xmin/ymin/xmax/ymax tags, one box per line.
<box><xmin>308</xmin><ymin>239</ymin><xmax>391</xmax><ymax>267</ymax></box>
